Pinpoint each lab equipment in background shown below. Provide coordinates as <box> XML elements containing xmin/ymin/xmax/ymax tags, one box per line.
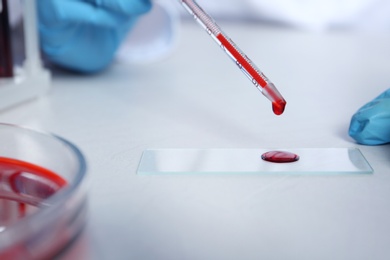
<box><xmin>0</xmin><ymin>0</ymin><xmax>50</xmax><ymax>111</ymax></box>
<box><xmin>116</xmin><ymin>0</ymin><xmax>180</xmax><ymax>65</ymax></box>
<box><xmin>179</xmin><ymin>0</ymin><xmax>286</xmax><ymax>115</ymax></box>
<box><xmin>0</xmin><ymin>0</ymin><xmax>13</xmax><ymax>77</ymax></box>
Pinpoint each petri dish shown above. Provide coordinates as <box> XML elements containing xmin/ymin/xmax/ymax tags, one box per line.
<box><xmin>0</xmin><ymin>123</ymin><xmax>88</xmax><ymax>259</ymax></box>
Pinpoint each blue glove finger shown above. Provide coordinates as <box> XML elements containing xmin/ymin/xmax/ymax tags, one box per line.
<box><xmin>349</xmin><ymin>88</ymin><xmax>390</xmax><ymax>145</ymax></box>
<box><xmin>39</xmin><ymin>0</ymin><xmax>149</xmax><ymax>28</ymax></box>
<box><xmin>83</xmin><ymin>0</ymin><xmax>152</xmax><ymax>16</ymax></box>
<box><xmin>37</xmin><ymin>0</ymin><xmax>151</xmax><ymax>73</ymax></box>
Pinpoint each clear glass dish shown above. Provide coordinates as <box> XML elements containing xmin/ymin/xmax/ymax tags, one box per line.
<box><xmin>0</xmin><ymin>123</ymin><xmax>87</xmax><ymax>259</ymax></box>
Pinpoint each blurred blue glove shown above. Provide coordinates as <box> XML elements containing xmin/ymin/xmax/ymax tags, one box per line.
<box><xmin>349</xmin><ymin>88</ymin><xmax>390</xmax><ymax>145</ymax></box>
<box><xmin>37</xmin><ymin>0</ymin><xmax>152</xmax><ymax>73</ymax></box>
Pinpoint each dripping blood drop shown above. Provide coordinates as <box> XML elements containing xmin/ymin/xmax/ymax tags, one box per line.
<box><xmin>272</xmin><ymin>100</ymin><xmax>286</xmax><ymax>115</ymax></box>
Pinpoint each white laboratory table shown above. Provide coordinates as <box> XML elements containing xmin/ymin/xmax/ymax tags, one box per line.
<box><xmin>1</xmin><ymin>21</ymin><xmax>390</xmax><ymax>260</ymax></box>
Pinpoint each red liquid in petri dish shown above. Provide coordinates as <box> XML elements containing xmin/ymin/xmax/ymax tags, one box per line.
<box><xmin>0</xmin><ymin>157</ymin><xmax>91</xmax><ymax>260</ymax></box>
<box><xmin>261</xmin><ymin>150</ymin><xmax>299</xmax><ymax>163</ymax></box>
<box><xmin>0</xmin><ymin>157</ymin><xmax>67</xmax><ymax>224</ymax></box>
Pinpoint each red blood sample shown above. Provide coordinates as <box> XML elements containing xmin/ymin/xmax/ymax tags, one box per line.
<box><xmin>216</xmin><ymin>33</ymin><xmax>286</xmax><ymax>116</ymax></box>
<box><xmin>261</xmin><ymin>150</ymin><xmax>299</xmax><ymax>163</ymax></box>
<box><xmin>0</xmin><ymin>157</ymin><xmax>76</xmax><ymax>260</ymax></box>
<box><xmin>272</xmin><ymin>100</ymin><xmax>286</xmax><ymax>115</ymax></box>
<box><xmin>0</xmin><ymin>157</ymin><xmax>67</xmax><ymax>223</ymax></box>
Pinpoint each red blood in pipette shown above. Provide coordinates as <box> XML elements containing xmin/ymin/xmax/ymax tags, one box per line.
<box><xmin>261</xmin><ymin>151</ymin><xmax>299</xmax><ymax>163</ymax></box>
<box><xmin>272</xmin><ymin>100</ymin><xmax>286</xmax><ymax>115</ymax></box>
<box><xmin>217</xmin><ymin>34</ymin><xmax>268</xmax><ymax>87</ymax></box>
<box><xmin>217</xmin><ymin>34</ymin><xmax>286</xmax><ymax>116</ymax></box>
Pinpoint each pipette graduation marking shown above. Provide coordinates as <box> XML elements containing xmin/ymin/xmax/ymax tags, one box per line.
<box><xmin>179</xmin><ymin>0</ymin><xmax>286</xmax><ymax>115</ymax></box>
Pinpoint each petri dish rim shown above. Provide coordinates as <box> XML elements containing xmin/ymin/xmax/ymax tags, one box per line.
<box><xmin>0</xmin><ymin>123</ymin><xmax>88</xmax><ymax>253</ymax></box>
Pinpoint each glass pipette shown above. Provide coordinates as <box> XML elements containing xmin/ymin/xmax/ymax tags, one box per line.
<box><xmin>179</xmin><ymin>0</ymin><xmax>287</xmax><ymax>115</ymax></box>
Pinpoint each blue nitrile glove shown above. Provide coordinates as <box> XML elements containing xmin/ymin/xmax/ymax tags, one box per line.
<box><xmin>349</xmin><ymin>88</ymin><xmax>390</xmax><ymax>145</ymax></box>
<box><xmin>37</xmin><ymin>0</ymin><xmax>152</xmax><ymax>73</ymax></box>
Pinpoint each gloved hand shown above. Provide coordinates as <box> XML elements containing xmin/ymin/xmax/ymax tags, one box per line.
<box><xmin>37</xmin><ymin>0</ymin><xmax>152</xmax><ymax>73</ymax></box>
<box><xmin>349</xmin><ymin>88</ymin><xmax>390</xmax><ymax>145</ymax></box>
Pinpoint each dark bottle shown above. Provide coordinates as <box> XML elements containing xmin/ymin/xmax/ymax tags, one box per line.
<box><xmin>0</xmin><ymin>0</ymin><xmax>13</xmax><ymax>77</ymax></box>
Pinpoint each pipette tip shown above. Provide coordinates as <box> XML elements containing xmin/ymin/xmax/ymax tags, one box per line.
<box><xmin>262</xmin><ymin>83</ymin><xmax>286</xmax><ymax>115</ymax></box>
<box><xmin>272</xmin><ymin>99</ymin><xmax>286</xmax><ymax>115</ymax></box>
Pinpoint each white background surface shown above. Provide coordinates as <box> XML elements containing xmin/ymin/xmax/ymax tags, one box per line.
<box><xmin>1</xmin><ymin>21</ymin><xmax>390</xmax><ymax>259</ymax></box>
